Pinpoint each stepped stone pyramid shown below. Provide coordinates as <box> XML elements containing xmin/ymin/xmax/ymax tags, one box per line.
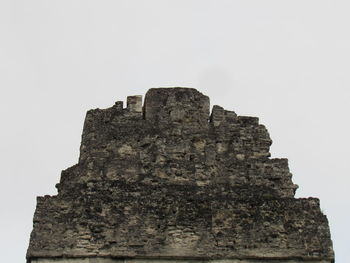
<box><xmin>27</xmin><ymin>88</ymin><xmax>334</xmax><ymax>263</ymax></box>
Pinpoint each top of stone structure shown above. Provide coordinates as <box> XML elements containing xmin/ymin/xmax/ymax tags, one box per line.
<box><xmin>27</xmin><ymin>88</ymin><xmax>334</xmax><ymax>263</ymax></box>
<box><xmin>143</xmin><ymin>88</ymin><xmax>210</xmax><ymax>125</ymax></box>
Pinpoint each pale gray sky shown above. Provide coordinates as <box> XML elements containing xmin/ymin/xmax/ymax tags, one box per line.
<box><xmin>1</xmin><ymin>1</ymin><xmax>349</xmax><ymax>262</ymax></box>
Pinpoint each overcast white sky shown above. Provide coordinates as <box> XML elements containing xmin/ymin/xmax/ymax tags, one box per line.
<box><xmin>1</xmin><ymin>1</ymin><xmax>349</xmax><ymax>262</ymax></box>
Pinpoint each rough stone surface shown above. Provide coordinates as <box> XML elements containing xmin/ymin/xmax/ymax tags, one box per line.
<box><xmin>31</xmin><ymin>259</ymin><xmax>331</xmax><ymax>263</ymax></box>
<box><xmin>27</xmin><ymin>88</ymin><xmax>334</xmax><ymax>263</ymax></box>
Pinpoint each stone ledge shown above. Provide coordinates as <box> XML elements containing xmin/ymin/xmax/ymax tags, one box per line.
<box><xmin>30</xmin><ymin>258</ymin><xmax>333</xmax><ymax>263</ymax></box>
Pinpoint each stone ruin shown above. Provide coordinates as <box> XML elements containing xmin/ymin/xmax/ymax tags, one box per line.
<box><xmin>27</xmin><ymin>88</ymin><xmax>334</xmax><ymax>263</ymax></box>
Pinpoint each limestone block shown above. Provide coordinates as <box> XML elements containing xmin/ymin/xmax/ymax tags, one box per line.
<box><xmin>127</xmin><ymin>95</ymin><xmax>142</xmax><ymax>113</ymax></box>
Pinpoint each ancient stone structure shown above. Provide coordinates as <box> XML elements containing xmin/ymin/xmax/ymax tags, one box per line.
<box><xmin>27</xmin><ymin>88</ymin><xmax>334</xmax><ymax>263</ymax></box>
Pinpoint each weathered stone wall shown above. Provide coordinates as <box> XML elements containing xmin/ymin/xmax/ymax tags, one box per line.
<box><xmin>31</xmin><ymin>259</ymin><xmax>331</xmax><ymax>263</ymax></box>
<box><xmin>27</xmin><ymin>88</ymin><xmax>334</xmax><ymax>263</ymax></box>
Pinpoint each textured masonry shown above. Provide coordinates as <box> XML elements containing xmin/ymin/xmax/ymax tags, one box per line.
<box><xmin>27</xmin><ymin>88</ymin><xmax>334</xmax><ymax>263</ymax></box>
